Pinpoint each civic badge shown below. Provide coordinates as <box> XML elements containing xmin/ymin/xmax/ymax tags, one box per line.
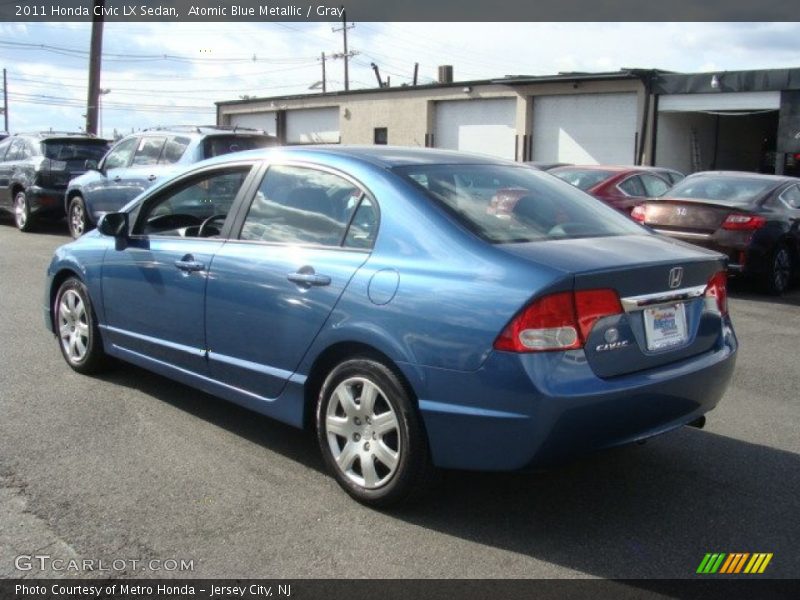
<box><xmin>668</xmin><ymin>266</ymin><xmax>684</xmax><ymax>289</ymax></box>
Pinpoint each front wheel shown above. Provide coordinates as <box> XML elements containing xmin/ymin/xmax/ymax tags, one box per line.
<box><xmin>54</xmin><ymin>278</ymin><xmax>110</xmax><ymax>374</ymax></box>
<box><xmin>316</xmin><ymin>358</ymin><xmax>434</xmax><ymax>507</ymax></box>
<box><xmin>68</xmin><ymin>195</ymin><xmax>91</xmax><ymax>239</ymax></box>
<box><xmin>13</xmin><ymin>191</ymin><xmax>33</xmax><ymax>232</ymax></box>
<box><xmin>762</xmin><ymin>245</ymin><xmax>793</xmax><ymax>295</ymax></box>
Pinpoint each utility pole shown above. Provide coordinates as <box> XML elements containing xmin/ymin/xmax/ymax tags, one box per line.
<box><xmin>2</xmin><ymin>68</ymin><xmax>7</xmax><ymax>131</ymax></box>
<box><xmin>332</xmin><ymin>9</ymin><xmax>355</xmax><ymax>91</ymax></box>
<box><xmin>321</xmin><ymin>52</ymin><xmax>327</xmax><ymax>93</ymax></box>
<box><xmin>85</xmin><ymin>0</ymin><xmax>105</xmax><ymax>135</ymax></box>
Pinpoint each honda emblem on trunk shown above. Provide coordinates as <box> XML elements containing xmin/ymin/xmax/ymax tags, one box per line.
<box><xmin>669</xmin><ymin>267</ymin><xmax>684</xmax><ymax>289</ymax></box>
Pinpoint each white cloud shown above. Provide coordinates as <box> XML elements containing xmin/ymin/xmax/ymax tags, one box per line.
<box><xmin>0</xmin><ymin>22</ymin><xmax>798</xmax><ymax>136</ymax></box>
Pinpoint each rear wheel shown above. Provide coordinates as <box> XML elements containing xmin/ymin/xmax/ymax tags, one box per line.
<box><xmin>762</xmin><ymin>245</ymin><xmax>792</xmax><ymax>295</ymax></box>
<box><xmin>316</xmin><ymin>358</ymin><xmax>434</xmax><ymax>507</ymax></box>
<box><xmin>13</xmin><ymin>191</ymin><xmax>32</xmax><ymax>232</ymax></box>
<box><xmin>54</xmin><ymin>278</ymin><xmax>110</xmax><ymax>374</ymax></box>
<box><xmin>68</xmin><ymin>195</ymin><xmax>91</xmax><ymax>239</ymax></box>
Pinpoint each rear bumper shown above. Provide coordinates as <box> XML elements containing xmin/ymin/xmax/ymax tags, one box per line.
<box><xmin>401</xmin><ymin>318</ymin><xmax>737</xmax><ymax>471</ymax></box>
<box><xmin>28</xmin><ymin>185</ymin><xmax>66</xmax><ymax>217</ymax></box>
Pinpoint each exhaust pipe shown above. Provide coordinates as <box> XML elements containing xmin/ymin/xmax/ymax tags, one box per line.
<box><xmin>688</xmin><ymin>416</ymin><xmax>706</xmax><ymax>429</ymax></box>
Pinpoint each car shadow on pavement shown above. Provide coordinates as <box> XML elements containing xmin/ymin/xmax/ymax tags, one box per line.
<box><xmin>391</xmin><ymin>426</ymin><xmax>799</xmax><ymax>579</ymax></box>
<box><xmin>95</xmin><ymin>364</ymin><xmax>326</xmax><ymax>473</ymax></box>
<box><xmin>0</xmin><ymin>214</ymin><xmax>71</xmax><ymax>238</ymax></box>
<box><xmin>96</xmin><ymin>361</ymin><xmax>798</xmax><ymax>580</ymax></box>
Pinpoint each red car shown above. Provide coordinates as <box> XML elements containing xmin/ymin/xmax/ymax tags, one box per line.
<box><xmin>550</xmin><ymin>165</ymin><xmax>677</xmax><ymax>213</ymax></box>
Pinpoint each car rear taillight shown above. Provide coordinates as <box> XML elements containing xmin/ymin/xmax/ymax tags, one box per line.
<box><xmin>721</xmin><ymin>213</ymin><xmax>766</xmax><ymax>231</ymax></box>
<box><xmin>494</xmin><ymin>289</ymin><xmax>622</xmax><ymax>353</ymax></box>
<box><xmin>630</xmin><ymin>205</ymin><xmax>646</xmax><ymax>223</ymax></box>
<box><xmin>704</xmin><ymin>271</ymin><xmax>728</xmax><ymax>316</ymax></box>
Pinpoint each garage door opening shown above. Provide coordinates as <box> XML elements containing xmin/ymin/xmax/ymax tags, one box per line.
<box><xmin>655</xmin><ymin>92</ymin><xmax>781</xmax><ymax>175</ymax></box>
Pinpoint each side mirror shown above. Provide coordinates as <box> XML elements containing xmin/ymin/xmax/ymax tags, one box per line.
<box><xmin>97</xmin><ymin>212</ymin><xmax>128</xmax><ymax>238</ymax></box>
<box><xmin>84</xmin><ymin>159</ymin><xmax>99</xmax><ymax>171</ymax></box>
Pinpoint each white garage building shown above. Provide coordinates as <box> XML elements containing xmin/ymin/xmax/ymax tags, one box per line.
<box><xmin>217</xmin><ymin>66</ymin><xmax>800</xmax><ymax>174</ymax></box>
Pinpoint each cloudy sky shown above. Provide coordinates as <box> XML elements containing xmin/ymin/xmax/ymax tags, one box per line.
<box><xmin>1</xmin><ymin>21</ymin><xmax>799</xmax><ymax>138</ymax></box>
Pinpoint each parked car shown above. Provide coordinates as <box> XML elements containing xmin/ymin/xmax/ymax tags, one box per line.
<box><xmin>45</xmin><ymin>147</ymin><xmax>737</xmax><ymax>506</ymax></box>
<box><xmin>0</xmin><ymin>132</ymin><xmax>109</xmax><ymax>231</ymax></box>
<box><xmin>550</xmin><ymin>165</ymin><xmax>674</xmax><ymax>213</ymax></box>
<box><xmin>632</xmin><ymin>171</ymin><xmax>800</xmax><ymax>295</ymax></box>
<box><xmin>65</xmin><ymin>125</ymin><xmax>278</xmax><ymax>238</ymax></box>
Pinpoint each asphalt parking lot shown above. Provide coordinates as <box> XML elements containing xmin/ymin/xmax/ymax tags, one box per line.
<box><xmin>0</xmin><ymin>217</ymin><xmax>798</xmax><ymax>581</ymax></box>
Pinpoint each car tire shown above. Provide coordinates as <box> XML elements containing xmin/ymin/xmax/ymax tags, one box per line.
<box><xmin>316</xmin><ymin>358</ymin><xmax>435</xmax><ymax>507</ymax></box>
<box><xmin>54</xmin><ymin>277</ymin><xmax>110</xmax><ymax>374</ymax></box>
<box><xmin>68</xmin><ymin>195</ymin><xmax>91</xmax><ymax>239</ymax></box>
<box><xmin>13</xmin><ymin>190</ymin><xmax>33</xmax><ymax>232</ymax></box>
<box><xmin>762</xmin><ymin>245</ymin><xmax>793</xmax><ymax>295</ymax></box>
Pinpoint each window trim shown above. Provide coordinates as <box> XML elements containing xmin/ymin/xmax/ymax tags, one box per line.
<box><xmin>229</xmin><ymin>159</ymin><xmax>380</xmax><ymax>253</ymax></box>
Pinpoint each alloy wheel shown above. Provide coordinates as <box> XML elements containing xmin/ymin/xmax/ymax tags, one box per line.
<box><xmin>14</xmin><ymin>193</ymin><xmax>28</xmax><ymax>230</ymax></box>
<box><xmin>773</xmin><ymin>248</ymin><xmax>791</xmax><ymax>293</ymax></box>
<box><xmin>58</xmin><ymin>289</ymin><xmax>90</xmax><ymax>363</ymax></box>
<box><xmin>325</xmin><ymin>376</ymin><xmax>401</xmax><ymax>489</ymax></box>
<box><xmin>70</xmin><ymin>200</ymin><xmax>85</xmax><ymax>237</ymax></box>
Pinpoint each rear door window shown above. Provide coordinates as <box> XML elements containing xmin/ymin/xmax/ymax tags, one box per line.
<box><xmin>161</xmin><ymin>136</ymin><xmax>191</xmax><ymax>164</ymax></box>
<box><xmin>132</xmin><ymin>136</ymin><xmax>167</xmax><ymax>166</ymax></box>
<box><xmin>639</xmin><ymin>173</ymin><xmax>670</xmax><ymax>197</ymax></box>
<box><xmin>618</xmin><ymin>176</ymin><xmax>646</xmax><ymax>197</ymax></box>
<box><xmin>0</xmin><ymin>138</ymin><xmax>11</xmax><ymax>161</ymax></box>
<box><xmin>239</xmin><ymin>165</ymin><xmax>365</xmax><ymax>247</ymax></box>
<box><xmin>779</xmin><ymin>184</ymin><xmax>800</xmax><ymax>209</ymax></box>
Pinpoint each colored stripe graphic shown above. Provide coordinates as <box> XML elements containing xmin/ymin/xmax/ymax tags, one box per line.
<box><xmin>699</xmin><ymin>552</ymin><xmax>773</xmax><ymax>574</ymax></box>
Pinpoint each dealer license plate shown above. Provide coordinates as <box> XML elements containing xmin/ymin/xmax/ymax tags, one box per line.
<box><xmin>643</xmin><ymin>303</ymin><xmax>688</xmax><ymax>351</ymax></box>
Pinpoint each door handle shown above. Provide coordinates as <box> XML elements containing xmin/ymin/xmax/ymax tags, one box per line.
<box><xmin>175</xmin><ymin>259</ymin><xmax>205</xmax><ymax>272</ymax></box>
<box><xmin>147</xmin><ymin>174</ymin><xmax>157</xmax><ymax>181</ymax></box>
<box><xmin>113</xmin><ymin>176</ymin><xmax>122</xmax><ymax>182</ymax></box>
<box><xmin>287</xmin><ymin>272</ymin><xmax>331</xmax><ymax>287</ymax></box>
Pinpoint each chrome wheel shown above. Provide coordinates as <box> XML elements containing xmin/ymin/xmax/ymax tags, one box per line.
<box><xmin>325</xmin><ymin>377</ymin><xmax>401</xmax><ymax>489</ymax></box>
<box><xmin>772</xmin><ymin>248</ymin><xmax>791</xmax><ymax>293</ymax></box>
<box><xmin>57</xmin><ymin>289</ymin><xmax>90</xmax><ymax>363</ymax></box>
<box><xmin>14</xmin><ymin>192</ymin><xmax>28</xmax><ymax>230</ymax></box>
<box><xmin>69</xmin><ymin>198</ymin><xmax>86</xmax><ymax>238</ymax></box>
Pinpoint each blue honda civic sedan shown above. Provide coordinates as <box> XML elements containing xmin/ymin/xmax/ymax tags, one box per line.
<box><xmin>44</xmin><ymin>146</ymin><xmax>737</xmax><ymax>506</ymax></box>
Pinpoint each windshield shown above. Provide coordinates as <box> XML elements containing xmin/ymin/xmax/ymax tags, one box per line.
<box><xmin>202</xmin><ymin>135</ymin><xmax>275</xmax><ymax>159</ymax></box>
<box><xmin>394</xmin><ymin>164</ymin><xmax>644</xmax><ymax>244</ymax></box>
<box><xmin>42</xmin><ymin>140</ymin><xmax>108</xmax><ymax>162</ymax></box>
<box><xmin>667</xmin><ymin>176</ymin><xmax>776</xmax><ymax>205</ymax></box>
<box><xmin>550</xmin><ymin>168</ymin><xmax>616</xmax><ymax>190</ymax></box>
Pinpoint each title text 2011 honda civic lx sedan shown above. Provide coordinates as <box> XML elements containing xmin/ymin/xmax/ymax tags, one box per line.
<box><xmin>44</xmin><ymin>147</ymin><xmax>737</xmax><ymax>506</ymax></box>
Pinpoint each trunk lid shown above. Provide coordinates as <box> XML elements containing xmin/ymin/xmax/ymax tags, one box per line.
<box><xmin>499</xmin><ymin>233</ymin><xmax>727</xmax><ymax>378</ymax></box>
<box><xmin>641</xmin><ymin>198</ymin><xmax>743</xmax><ymax>233</ymax></box>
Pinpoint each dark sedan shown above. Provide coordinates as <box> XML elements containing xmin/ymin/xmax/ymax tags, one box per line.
<box><xmin>632</xmin><ymin>171</ymin><xmax>800</xmax><ymax>295</ymax></box>
<box><xmin>550</xmin><ymin>165</ymin><xmax>674</xmax><ymax>213</ymax></box>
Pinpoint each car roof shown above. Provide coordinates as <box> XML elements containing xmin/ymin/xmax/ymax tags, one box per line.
<box><xmin>11</xmin><ymin>132</ymin><xmax>102</xmax><ymax>141</ymax></box>
<box><xmin>204</xmin><ymin>145</ymin><xmax>522</xmax><ymax>169</ymax></box>
<box><xmin>135</xmin><ymin>125</ymin><xmax>272</xmax><ymax>139</ymax></box>
<box><xmin>683</xmin><ymin>170</ymin><xmax>798</xmax><ymax>184</ymax></box>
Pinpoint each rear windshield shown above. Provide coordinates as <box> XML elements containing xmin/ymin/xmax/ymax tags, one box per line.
<box><xmin>394</xmin><ymin>164</ymin><xmax>643</xmax><ymax>244</ymax></box>
<box><xmin>550</xmin><ymin>168</ymin><xmax>616</xmax><ymax>190</ymax></box>
<box><xmin>42</xmin><ymin>140</ymin><xmax>108</xmax><ymax>161</ymax></box>
<box><xmin>667</xmin><ymin>176</ymin><xmax>775</xmax><ymax>205</ymax></box>
<box><xmin>202</xmin><ymin>135</ymin><xmax>275</xmax><ymax>159</ymax></box>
